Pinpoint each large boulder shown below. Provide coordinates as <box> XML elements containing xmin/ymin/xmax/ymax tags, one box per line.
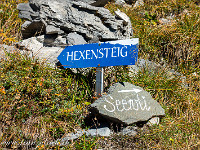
<box><xmin>90</xmin><ymin>82</ymin><xmax>165</xmax><ymax>125</ymax></box>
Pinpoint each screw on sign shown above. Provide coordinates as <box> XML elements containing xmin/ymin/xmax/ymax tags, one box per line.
<box><xmin>57</xmin><ymin>39</ymin><xmax>139</xmax><ymax>97</ymax></box>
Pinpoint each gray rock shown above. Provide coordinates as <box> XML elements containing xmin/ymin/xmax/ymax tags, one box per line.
<box><xmin>90</xmin><ymin>82</ymin><xmax>165</xmax><ymax>125</ymax></box>
<box><xmin>159</xmin><ymin>15</ymin><xmax>175</xmax><ymax>25</ymax></box>
<box><xmin>44</xmin><ymin>34</ymin><xmax>58</xmax><ymax>46</ymax></box>
<box><xmin>60</xmin><ymin>130</ymin><xmax>84</xmax><ymax>141</ymax></box>
<box><xmin>17</xmin><ymin>3</ymin><xmax>33</xmax><ymax>20</ymax></box>
<box><xmin>114</xmin><ymin>0</ymin><xmax>126</xmax><ymax>5</ymax></box>
<box><xmin>147</xmin><ymin>117</ymin><xmax>160</xmax><ymax>126</ymax></box>
<box><xmin>66</xmin><ymin>32</ymin><xmax>87</xmax><ymax>45</ymax></box>
<box><xmin>88</xmin><ymin>36</ymin><xmax>100</xmax><ymax>44</ymax></box>
<box><xmin>18</xmin><ymin>10</ymin><xmax>32</xmax><ymax>20</ymax></box>
<box><xmin>17</xmin><ymin>36</ymin><xmax>43</xmax><ymax>51</ymax></box>
<box><xmin>54</xmin><ymin>36</ymin><xmax>67</xmax><ymax>47</ymax></box>
<box><xmin>32</xmin><ymin>34</ymin><xmax>67</xmax><ymax>47</ymax></box>
<box><xmin>120</xmin><ymin>126</ymin><xmax>138</xmax><ymax>136</ymax></box>
<box><xmin>86</xmin><ymin>127</ymin><xmax>112</xmax><ymax>137</ymax></box>
<box><xmin>17</xmin><ymin>3</ymin><xmax>33</xmax><ymax>12</ymax></box>
<box><xmin>20</xmin><ymin>21</ymin><xmax>45</xmax><ymax>39</ymax></box>
<box><xmin>134</xmin><ymin>0</ymin><xmax>144</xmax><ymax>7</ymax></box>
<box><xmin>18</xmin><ymin>0</ymin><xmax>132</xmax><ymax>42</ymax></box>
<box><xmin>0</xmin><ymin>44</ymin><xmax>19</xmax><ymax>61</ymax></box>
<box><xmin>16</xmin><ymin>36</ymin><xmax>63</xmax><ymax>66</ymax></box>
<box><xmin>46</xmin><ymin>25</ymin><xmax>61</xmax><ymax>34</ymax></box>
<box><xmin>58</xmin><ymin>127</ymin><xmax>112</xmax><ymax>144</ymax></box>
<box><xmin>17</xmin><ymin>3</ymin><xmax>40</xmax><ymax>21</ymax></box>
<box><xmin>128</xmin><ymin>59</ymin><xmax>163</xmax><ymax>77</ymax></box>
<box><xmin>115</xmin><ymin>9</ymin><xmax>131</xmax><ymax>25</ymax></box>
<box><xmin>21</xmin><ymin>21</ymin><xmax>32</xmax><ymax>29</ymax></box>
<box><xmin>74</xmin><ymin>0</ymin><xmax>109</xmax><ymax>7</ymax></box>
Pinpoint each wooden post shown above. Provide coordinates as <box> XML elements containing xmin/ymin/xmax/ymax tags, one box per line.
<box><xmin>96</xmin><ymin>67</ymin><xmax>104</xmax><ymax>97</ymax></box>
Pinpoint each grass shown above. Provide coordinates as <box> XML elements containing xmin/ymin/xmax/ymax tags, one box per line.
<box><xmin>0</xmin><ymin>0</ymin><xmax>200</xmax><ymax>149</ymax></box>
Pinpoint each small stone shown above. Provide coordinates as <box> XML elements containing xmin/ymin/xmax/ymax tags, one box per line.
<box><xmin>147</xmin><ymin>117</ymin><xmax>160</xmax><ymax>126</ymax></box>
<box><xmin>21</xmin><ymin>21</ymin><xmax>32</xmax><ymax>29</ymax></box>
<box><xmin>86</xmin><ymin>127</ymin><xmax>112</xmax><ymax>137</ymax></box>
<box><xmin>44</xmin><ymin>34</ymin><xmax>58</xmax><ymax>45</ymax></box>
<box><xmin>159</xmin><ymin>15</ymin><xmax>174</xmax><ymax>25</ymax></box>
<box><xmin>159</xmin><ymin>18</ymin><xmax>172</xmax><ymax>25</ymax></box>
<box><xmin>66</xmin><ymin>32</ymin><xmax>87</xmax><ymax>45</ymax></box>
<box><xmin>60</xmin><ymin>130</ymin><xmax>84</xmax><ymax>141</ymax></box>
<box><xmin>115</xmin><ymin>9</ymin><xmax>130</xmax><ymax>25</ymax></box>
<box><xmin>54</xmin><ymin>36</ymin><xmax>67</xmax><ymax>46</ymax></box>
<box><xmin>115</xmin><ymin>0</ymin><xmax>126</xmax><ymax>6</ymax></box>
<box><xmin>0</xmin><ymin>45</ymin><xmax>18</xmax><ymax>61</ymax></box>
<box><xmin>17</xmin><ymin>37</ymin><xmax>43</xmax><ymax>51</ymax></box>
<box><xmin>46</xmin><ymin>25</ymin><xmax>61</xmax><ymax>34</ymax></box>
<box><xmin>17</xmin><ymin>3</ymin><xmax>33</xmax><ymax>12</ymax></box>
<box><xmin>36</xmin><ymin>35</ymin><xmax>45</xmax><ymax>43</ymax></box>
<box><xmin>59</xmin><ymin>127</ymin><xmax>112</xmax><ymax>144</ymax></box>
<box><xmin>18</xmin><ymin>11</ymin><xmax>32</xmax><ymax>20</ymax></box>
<box><xmin>121</xmin><ymin>126</ymin><xmax>138</xmax><ymax>136</ymax></box>
<box><xmin>128</xmin><ymin>59</ymin><xmax>161</xmax><ymax>76</ymax></box>
<box><xmin>134</xmin><ymin>0</ymin><xmax>144</xmax><ymax>7</ymax></box>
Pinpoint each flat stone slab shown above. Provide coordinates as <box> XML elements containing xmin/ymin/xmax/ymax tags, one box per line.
<box><xmin>91</xmin><ymin>82</ymin><xmax>165</xmax><ymax>125</ymax></box>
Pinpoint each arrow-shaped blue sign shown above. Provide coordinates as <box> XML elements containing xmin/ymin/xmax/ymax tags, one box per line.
<box><xmin>58</xmin><ymin>39</ymin><xmax>139</xmax><ymax>68</ymax></box>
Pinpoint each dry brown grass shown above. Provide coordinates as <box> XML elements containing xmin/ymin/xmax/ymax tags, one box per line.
<box><xmin>0</xmin><ymin>0</ymin><xmax>199</xmax><ymax>149</ymax></box>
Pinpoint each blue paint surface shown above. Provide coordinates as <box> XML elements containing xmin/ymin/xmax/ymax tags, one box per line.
<box><xmin>58</xmin><ymin>39</ymin><xmax>139</xmax><ymax>68</ymax></box>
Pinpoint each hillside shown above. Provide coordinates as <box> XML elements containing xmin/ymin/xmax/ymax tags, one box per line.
<box><xmin>0</xmin><ymin>0</ymin><xmax>199</xmax><ymax>149</ymax></box>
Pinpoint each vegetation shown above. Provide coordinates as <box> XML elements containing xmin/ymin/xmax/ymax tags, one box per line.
<box><xmin>0</xmin><ymin>0</ymin><xmax>199</xmax><ymax>149</ymax></box>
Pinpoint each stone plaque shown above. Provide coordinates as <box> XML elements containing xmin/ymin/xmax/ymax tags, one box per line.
<box><xmin>90</xmin><ymin>82</ymin><xmax>165</xmax><ymax>125</ymax></box>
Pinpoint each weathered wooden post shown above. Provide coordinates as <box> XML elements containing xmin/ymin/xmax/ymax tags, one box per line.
<box><xmin>96</xmin><ymin>67</ymin><xmax>104</xmax><ymax>97</ymax></box>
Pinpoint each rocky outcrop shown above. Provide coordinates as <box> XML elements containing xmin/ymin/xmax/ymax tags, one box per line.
<box><xmin>17</xmin><ymin>0</ymin><xmax>132</xmax><ymax>46</ymax></box>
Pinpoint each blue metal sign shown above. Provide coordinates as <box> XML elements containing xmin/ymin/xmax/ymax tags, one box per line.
<box><xmin>58</xmin><ymin>39</ymin><xmax>139</xmax><ymax>68</ymax></box>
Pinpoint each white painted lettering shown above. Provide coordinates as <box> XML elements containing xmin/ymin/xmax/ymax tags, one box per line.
<box><xmin>104</xmin><ymin>48</ymin><xmax>109</xmax><ymax>58</ymax></box>
<box><xmin>120</xmin><ymin>46</ymin><xmax>128</xmax><ymax>57</ymax></box>
<box><xmin>116</xmin><ymin>100</ymin><xmax>124</xmax><ymax>112</ymax></box>
<box><xmin>103</xmin><ymin>94</ymin><xmax>151</xmax><ymax>112</ymax></box>
<box><xmin>86</xmin><ymin>50</ymin><xmax>90</xmax><ymax>59</ymax></box>
<box><xmin>117</xmin><ymin>47</ymin><xmax>120</xmax><ymax>57</ymax></box>
<box><xmin>104</xmin><ymin>95</ymin><xmax>115</xmax><ymax>112</ymax></box>
<box><xmin>67</xmin><ymin>52</ymin><xmax>73</xmax><ymax>61</ymax></box>
<box><xmin>74</xmin><ymin>51</ymin><xmax>80</xmax><ymax>60</ymax></box>
<box><xmin>130</xmin><ymin>99</ymin><xmax>139</xmax><ymax>110</ymax></box>
<box><xmin>91</xmin><ymin>50</ymin><xmax>98</xmax><ymax>59</ymax></box>
<box><xmin>111</xmin><ymin>47</ymin><xmax>117</xmax><ymax>58</ymax></box>
<box><xmin>122</xmin><ymin>99</ymin><xmax>132</xmax><ymax>111</ymax></box>
<box><xmin>98</xmin><ymin>48</ymin><xmax>104</xmax><ymax>58</ymax></box>
<box><xmin>140</xmin><ymin>96</ymin><xmax>151</xmax><ymax>111</ymax></box>
<box><xmin>80</xmin><ymin>50</ymin><xmax>85</xmax><ymax>60</ymax></box>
